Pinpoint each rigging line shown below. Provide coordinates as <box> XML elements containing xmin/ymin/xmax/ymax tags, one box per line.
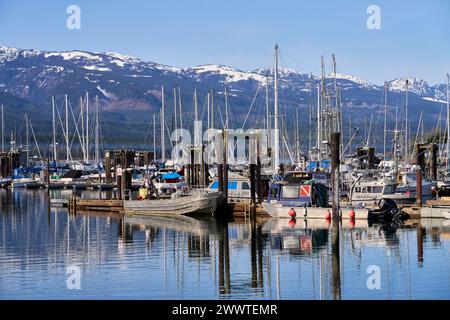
<box><xmin>54</xmin><ymin>99</ymin><xmax>69</xmax><ymax>149</ymax></box>
<box><xmin>165</xmin><ymin>120</ymin><xmax>174</xmax><ymax>149</ymax></box>
<box><xmin>216</xmin><ymin>103</ymin><xmax>226</xmax><ymax>129</ymax></box>
<box><xmin>68</xmin><ymin>99</ymin><xmax>86</xmax><ymax>158</ymax></box>
<box><xmin>241</xmin><ymin>84</ymin><xmax>262</xmax><ymax>130</ymax></box>
<box><xmin>28</xmin><ymin>119</ymin><xmax>44</xmax><ymax>166</ymax></box>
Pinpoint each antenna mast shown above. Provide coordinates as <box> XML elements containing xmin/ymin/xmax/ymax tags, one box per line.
<box><xmin>273</xmin><ymin>44</ymin><xmax>280</xmax><ymax>172</ymax></box>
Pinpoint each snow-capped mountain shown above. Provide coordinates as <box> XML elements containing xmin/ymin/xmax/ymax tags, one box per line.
<box><xmin>388</xmin><ymin>77</ymin><xmax>433</xmax><ymax>96</ymax></box>
<box><xmin>0</xmin><ymin>45</ymin><xmax>448</xmax><ymax>137</ymax></box>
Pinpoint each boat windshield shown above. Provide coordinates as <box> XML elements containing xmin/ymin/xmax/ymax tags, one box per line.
<box><xmin>282</xmin><ymin>185</ymin><xmax>300</xmax><ymax>199</ymax></box>
<box><xmin>383</xmin><ymin>184</ymin><xmax>395</xmax><ymax>194</ymax></box>
<box><xmin>210</xmin><ymin>181</ymin><xmax>238</xmax><ymax>189</ymax></box>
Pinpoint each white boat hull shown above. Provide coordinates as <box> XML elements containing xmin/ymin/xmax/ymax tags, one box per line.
<box><xmin>262</xmin><ymin>201</ymin><xmax>369</xmax><ymax>219</ymax></box>
<box><xmin>123</xmin><ymin>190</ymin><xmax>222</xmax><ymax>216</ymax></box>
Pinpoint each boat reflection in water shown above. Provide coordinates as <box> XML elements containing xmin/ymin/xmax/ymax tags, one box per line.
<box><xmin>1</xmin><ymin>189</ymin><xmax>450</xmax><ymax>299</ymax></box>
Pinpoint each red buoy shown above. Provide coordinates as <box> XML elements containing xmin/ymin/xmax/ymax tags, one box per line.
<box><xmin>349</xmin><ymin>209</ymin><xmax>355</xmax><ymax>220</ymax></box>
<box><xmin>325</xmin><ymin>209</ymin><xmax>331</xmax><ymax>220</ymax></box>
<box><xmin>289</xmin><ymin>208</ymin><xmax>296</xmax><ymax>218</ymax></box>
<box><xmin>288</xmin><ymin>218</ymin><xmax>296</xmax><ymax>228</ymax></box>
<box><xmin>325</xmin><ymin>217</ymin><xmax>331</xmax><ymax>226</ymax></box>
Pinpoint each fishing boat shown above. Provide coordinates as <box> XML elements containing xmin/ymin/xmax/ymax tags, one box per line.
<box><xmin>207</xmin><ymin>172</ymin><xmax>254</xmax><ymax>202</ymax></box>
<box><xmin>349</xmin><ymin>176</ymin><xmax>416</xmax><ymax>206</ymax></box>
<box><xmin>123</xmin><ymin>188</ymin><xmax>222</xmax><ymax>216</ymax></box>
<box><xmin>0</xmin><ymin>177</ymin><xmax>12</xmax><ymax>188</ymax></box>
<box><xmin>12</xmin><ymin>177</ymin><xmax>44</xmax><ymax>189</ymax></box>
<box><xmin>395</xmin><ymin>169</ymin><xmax>434</xmax><ymax>198</ymax></box>
<box><xmin>263</xmin><ymin>173</ymin><xmax>369</xmax><ymax>219</ymax></box>
<box><xmin>153</xmin><ymin>171</ymin><xmax>188</xmax><ymax>197</ymax></box>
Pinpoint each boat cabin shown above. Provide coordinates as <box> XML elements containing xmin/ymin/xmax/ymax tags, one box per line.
<box><xmin>267</xmin><ymin>180</ymin><xmax>328</xmax><ymax>207</ymax></box>
<box><xmin>207</xmin><ymin>173</ymin><xmax>253</xmax><ymax>202</ymax></box>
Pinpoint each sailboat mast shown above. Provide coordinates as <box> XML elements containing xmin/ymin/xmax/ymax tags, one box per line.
<box><xmin>308</xmin><ymin>74</ymin><xmax>312</xmax><ymax>155</ymax></box>
<box><xmin>178</xmin><ymin>87</ymin><xmax>183</xmax><ymax>131</ymax></box>
<box><xmin>446</xmin><ymin>73</ymin><xmax>450</xmax><ymax>174</ymax></box>
<box><xmin>95</xmin><ymin>95</ymin><xmax>99</xmax><ymax>165</ymax></box>
<box><xmin>1</xmin><ymin>104</ymin><xmax>4</xmax><ymax>152</ymax></box>
<box><xmin>224</xmin><ymin>86</ymin><xmax>229</xmax><ymax>130</ymax></box>
<box><xmin>80</xmin><ymin>96</ymin><xmax>85</xmax><ymax>161</ymax></box>
<box><xmin>65</xmin><ymin>94</ymin><xmax>69</xmax><ymax>163</ymax></box>
<box><xmin>86</xmin><ymin>92</ymin><xmax>90</xmax><ymax>163</ymax></box>
<box><xmin>273</xmin><ymin>44</ymin><xmax>280</xmax><ymax>172</ymax></box>
<box><xmin>265</xmin><ymin>78</ymin><xmax>271</xmax><ymax>151</ymax></box>
<box><xmin>173</xmin><ymin>87</ymin><xmax>178</xmax><ymax>135</ymax></box>
<box><xmin>332</xmin><ymin>54</ymin><xmax>339</xmax><ymax>129</ymax></box>
<box><xmin>25</xmin><ymin>114</ymin><xmax>29</xmax><ymax>167</ymax></box>
<box><xmin>296</xmin><ymin>106</ymin><xmax>300</xmax><ymax>164</ymax></box>
<box><xmin>394</xmin><ymin>105</ymin><xmax>398</xmax><ymax>176</ymax></box>
<box><xmin>383</xmin><ymin>82</ymin><xmax>388</xmax><ymax>167</ymax></box>
<box><xmin>161</xmin><ymin>86</ymin><xmax>165</xmax><ymax>162</ymax></box>
<box><xmin>211</xmin><ymin>90</ymin><xmax>215</xmax><ymax>129</ymax></box>
<box><xmin>405</xmin><ymin>79</ymin><xmax>409</xmax><ymax>163</ymax></box>
<box><xmin>52</xmin><ymin>96</ymin><xmax>57</xmax><ymax>163</ymax></box>
<box><xmin>153</xmin><ymin>113</ymin><xmax>156</xmax><ymax>162</ymax></box>
<box><xmin>194</xmin><ymin>88</ymin><xmax>199</xmax><ymax>147</ymax></box>
<box><xmin>207</xmin><ymin>91</ymin><xmax>210</xmax><ymax>131</ymax></box>
<box><xmin>317</xmin><ymin>83</ymin><xmax>321</xmax><ymax>162</ymax></box>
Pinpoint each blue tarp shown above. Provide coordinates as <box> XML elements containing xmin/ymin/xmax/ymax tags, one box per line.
<box><xmin>162</xmin><ymin>172</ymin><xmax>181</xmax><ymax>179</ymax></box>
<box><xmin>306</xmin><ymin>160</ymin><xmax>331</xmax><ymax>171</ymax></box>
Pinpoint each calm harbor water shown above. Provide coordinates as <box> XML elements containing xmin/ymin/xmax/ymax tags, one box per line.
<box><xmin>1</xmin><ymin>189</ymin><xmax>449</xmax><ymax>300</ymax></box>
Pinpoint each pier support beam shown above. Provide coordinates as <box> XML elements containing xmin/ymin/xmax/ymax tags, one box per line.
<box><xmin>250</xmin><ymin>163</ymin><xmax>256</xmax><ymax>206</ymax></box>
<box><xmin>429</xmin><ymin>143</ymin><xmax>437</xmax><ymax>181</ymax></box>
<box><xmin>105</xmin><ymin>151</ymin><xmax>112</xmax><ymax>183</ymax></box>
<box><xmin>416</xmin><ymin>167</ymin><xmax>422</xmax><ymax>207</ymax></box>
<box><xmin>331</xmin><ymin>132</ymin><xmax>340</xmax><ymax>220</ymax></box>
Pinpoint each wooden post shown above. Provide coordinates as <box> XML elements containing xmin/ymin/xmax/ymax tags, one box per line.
<box><xmin>105</xmin><ymin>151</ymin><xmax>111</xmax><ymax>183</ymax></box>
<box><xmin>46</xmin><ymin>157</ymin><xmax>50</xmax><ymax>192</ymax></box>
<box><xmin>222</xmin><ymin>130</ymin><xmax>228</xmax><ymax>205</ymax></box>
<box><xmin>416</xmin><ymin>167</ymin><xmax>422</xmax><ymax>207</ymax></box>
<box><xmin>202</xmin><ymin>145</ymin><xmax>208</xmax><ymax>186</ymax></box>
<box><xmin>256</xmin><ymin>132</ymin><xmax>262</xmax><ymax>204</ymax></box>
<box><xmin>250</xmin><ymin>163</ymin><xmax>256</xmax><ymax>205</ymax></box>
<box><xmin>217</xmin><ymin>163</ymin><xmax>224</xmax><ymax>193</ymax></box>
<box><xmin>117</xmin><ymin>170</ymin><xmax>122</xmax><ymax>200</ymax></box>
<box><xmin>331</xmin><ymin>132</ymin><xmax>340</xmax><ymax>220</ymax></box>
<box><xmin>190</xmin><ymin>147</ymin><xmax>195</xmax><ymax>186</ymax></box>
<box><xmin>429</xmin><ymin>143</ymin><xmax>437</xmax><ymax>181</ymax></box>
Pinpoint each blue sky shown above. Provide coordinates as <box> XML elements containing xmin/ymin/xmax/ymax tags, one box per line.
<box><xmin>0</xmin><ymin>0</ymin><xmax>449</xmax><ymax>84</ymax></box>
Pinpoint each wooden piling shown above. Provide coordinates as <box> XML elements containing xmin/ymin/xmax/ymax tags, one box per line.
<box><xmin>429</xmin><ymin>143</ymin><xmax>437</xmax><ymax>181</ymax></box>
<box><xmin>105</xmin><ymin>151</ymin><xmax>112</xmax><ymax>183</ymax></box>
<box><xmin>256</xmin><ymin>157</ymin><xmax>262</xmax><ymax>204</ymax></box>
<box><xmin>222</xmin><ymin>130</ymin><xmax>228</xmax><ymax>205</ymax></box>
<box><xmin>190</xmin><ymin>148</ymin><xmax>195</xmax><ymax>186</ymax></box>
<box><xmin>117</xmin><ymin>174</ymin><xmax>122</xmax><ymax>200</ymax></box>
<box><xmin>416</xmin><ymin>167</ymin><xmax>422</xmax><ymax>207</ymax></box>
<box><xmin>331</xmin><ymin>132</ymin><xmax>340</xmax><ymax>220</ymax></box>
<box><xmin>217</xmin><ymin>164</ymin><xmax>224</xmax><ymax>193</ymax></box>
<box><xmin>46</xmin><ymin>157</ymin><xmax>50</xmax><ymax>192</ymax></box>
<box><xmin>249</xmin><ymin>163</ymin><xmax>256</xmax><ymax>205</ymax></box>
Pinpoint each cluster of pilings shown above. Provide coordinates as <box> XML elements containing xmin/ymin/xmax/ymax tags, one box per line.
<box><xmin>413</xmin><ymin>143</ymin><xmax>438</xmax><ymax>180</ymax></box>
<box><xmin>185</xmin><ymin>145</ymin><xmax>209</xmax><ymax>187</ymax></box>
<box><xmin>414</xmin><ymin>143</ymin><xmax>438</xmax><ymax>207</ymax></box>
<box><xmin>0</xmin><ymin>152</ymin><xmax>20</xmax><ymax>178</ymax></box>
<box><xmin>356</xmin><ymin>147</ymin><xmax>375</xmax><ymax>169</ymax></box>
<box><xmin>104</xmin><ymin>149</ymin><xmax>153</xmax><ymax>200</ymax></box>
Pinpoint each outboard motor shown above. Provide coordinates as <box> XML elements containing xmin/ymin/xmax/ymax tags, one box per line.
<box><xmin>367</xmin><ymin>198</ymin><xmax>401</xmax><ymax>222</ymax></box>
<box><xmin>378</xmin><ymin>198</ymin><xmax>397</xmax><ymax>212</ymax></box>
